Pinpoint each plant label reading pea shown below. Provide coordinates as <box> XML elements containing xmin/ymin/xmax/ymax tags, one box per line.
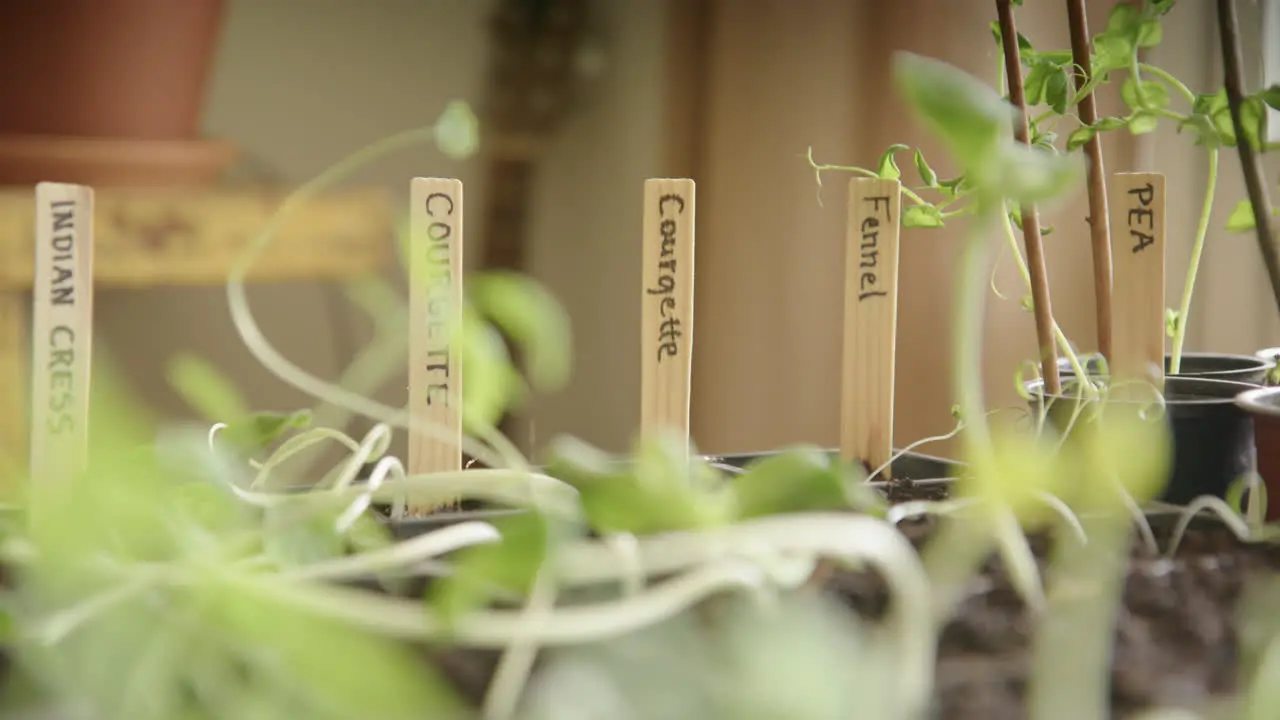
<box><xmin>841</xmin><ymin>178</ymin><xmax>901</xmax><ymax>478</ymax></box>
<box><xmin>29</xmin><ymin>182</ymin><xmax>94</xmax><ymax>491</ymax></box>
<box><xmin>1108</xmin><ymin>172</ymin><xmax>1165</xmax><ymax>393</ymax></box>
<box><xmin>640</xmin><ymin>178</ymin><xmax>695</xmax><ymax>442</ymax></box>
<box><xmin>408</xmin><ymin>178</ymin><xmax>463</xmax><ymax>508</ymax></box>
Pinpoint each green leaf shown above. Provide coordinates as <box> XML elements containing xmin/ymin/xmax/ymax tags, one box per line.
<box><xmin>1165</xmin><ymin>307</ymin><xmax>1180</xmax><ymax>338</ymax></box>
<box><xmin>1008</xmin><ymin>199</ymin><xmax>1023</xmax><ymax>227</ymax></box>
<box><xmin>937</xmin><ymin>175</ymin><xmax>970</xmax><ymax>198</ymax></box>
<box><xmin>988</xmin><ymin>142</ymin><xmax>1084</xmax><ymax>203</ymax></box>
<box><xmin>876</xmin><ymin>144</ymin><xmax>910</xmax><ymax>180</ymax></box>
<box><xmin>1121</xmin><ymin>77</ymin><xmax>1170</xmax><ymax>111</ymax></box>
<box><xmin>1242</xmin><ymin>97</ymin><xmax>1268</xmax><ymax>150</ymax></box>
<box><xmin>1020</xmin><ymin>294</ymin><xmax>1035</xmax><ymax>313</ymax></box>
<box><xmin>1045</xmin><ymin>65</ymin><xmax>1070</xmax><ymax>115</ymax></box>
<box><xmin>545</xmin><ymin>434</ymin><xmax>732</xmax><ymax>535</ymax></box>
<box><xmin>1096</xmin><ymin>116</ymin><xmax>1128</xmax><ymax>132</ymax></box>
<box><xmin>1137</xmin><ymin>18</ymin><xmax>1163</xmax><ymax>48</ymax></box>
<box><xmin>457</xmin><ymin>304</ymin><xmax>526</xmax><ymax>433</ymax></box>
<box><xmin>891</xmin><ymin>52</ymin><xmax>1014</xmax><ymax>178</ymax></box>
<box><xmin>913</xmin><ymin>148</ymin><xmax>938</xmax><ymax>187</ymax></box>
<box><xmin>166</xmin><ymin>353</ymin><xmax>250</xmax><ymax>424</ymax></box>
<box><xmin>1228</xmin><ymin>199</ymin><xmax>1257</xmax><ymax>232</ymax></box>
<box><xmin>730</xmin><ymin>447</ymin><xmax>870</xmax><ymax>520</ymax></box>
<box><xmin>430</xmin><ymin>512</ymin><xmax>550</xmax><ymax>623</ymax></box>
<box><xmin>1067</xmin><ymin>125</ymin><xmax>1097</xmax><ymax>151</ymax></box>
<box><xmin>1105</xmin><ymin>2</ymin><xmax>1143</xmax><ymax>36</ymax></box>
<box><xmin>903</xmin><ymin>204</ymin><xmax>945</xmax><ymax>228</ymax></box>
<box><xmin>1257</xmin><ymin>84</ymin><xmax>1280</xmax><ymax>111</ymax></box>
<box><xmin>1024</xmin><ymin>61</ymin><xmax>1052</xmax><ymax>106</ymax></box>
<box><xmin>217</xmin><ymin>410</ymin><xmax>314</xmax><ymax>456</ymax></box>
<box><xmin>1128</xmin><ymin>111</ymin><xmax>1159</xmax><ymax>135</ymax></box>
<box><xmin>469</xmin><ymin>271</ymin><xmax>572</xmax><ymax>392</ymax></box>
<box><xmin>434</xmin><ymin>100</ymin><xmax>480</xmax><ymax>161</ymax></box>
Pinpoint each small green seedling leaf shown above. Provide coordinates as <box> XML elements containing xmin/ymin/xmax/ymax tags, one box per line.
<box><xmin>1067</xmin><ymin>125</ymin><xmax>1097</xmax><ymax>151</ymax></box>
<box><xmin>731</xmin><ymin>447</ymin><xmax>874</xmax><ymax>519</ymax></box>
<box><xmin>877</xmin><ymin>144</ymin><xmax>910</xmax><ymax>180</ymax></box>
<box><xmin>1128</xmin><ymin>111</ymin><xmax>1159</xmax><ymax>135</ymax></box>
<box><xmin>430</xmin><ymin>511</ymin><xmax>550</xmax><ymax>624</ymax></box>
<box><xmin>218</xmin><ymin>410</ymin><xmax>314</xmax><ymax>456</ymax></box>
<box><xmin>435</xmin><ymin>100</ymin><xmax>481</xmax><ymax>161</ymax></box>
<box><xmin>891</xmin><ymin>52</ymin><xmax>1014</xmax><ymax>180</ymax></box>
<box><xmin>1225</xmin><ymin>199</ymin><xmax>1280</xmax><ymax>233</ymax></box>
<box><xmin>903</xmin><ymin>204</ymin><xmax>945</xmax><ymax>228</ymax></box>
<box><xmin>1242</xmin><ymin>97</ymin><xmax>1268</xmax><ymax>150</ymax></box>
<box><xmin>469</xmin><ymin>271</ymin><xmax>573</xmax><ymax>392</ymax></box>
<box><xmin>1044</xmin><ymin>66</ymin><xmax>1070</xmax><ymax>115</ymax></box>
<box><xmin>167</xmin><ymin>353</ymin><xmax>251</xmax><ymax>424</ymax></box>
<box><xmin>1121</xmin><ymin>77</ymin><xmax>1170</xmax><ymax>111</ymax></box>
<box><xmin>914</xmin><ymin>148</ymin><xmax>938</xmax><ymax>187</ymax></box>
<box><xmin>545</xmin><ymin>434</ymin><xmax>732</xmax><ymax>535</ymax></box>
<box><xmin>457</xmin><ymin>305</ymin><xmax>526</xmax><ymax>433</ymax></box>
<box><xmin>1258</xmin><ymin>84</ymin><xmax>1280</xmax><ymax>111</ymax></box>
<box><xmin>1137</xmin><ymin>18</ymin><xmax>1163</xmax><ymax>48</ymax></box>
<box><xmin>1020</xmin><ymin>295</ymin><xmax>1035</xmax><ymax>313</ymax></box>
<box><xmin>1164</xmin><ymin>307</ymin><xmax>1180</xmax><ymax>338</ymax></box>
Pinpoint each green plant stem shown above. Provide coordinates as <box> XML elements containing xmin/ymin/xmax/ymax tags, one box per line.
<box><xmin>1169</xmin><ymin>148</ymin><xmax>1219</xmax><ymax>373</ymax></box>
<box><xmin>1138</xmin><ymin>63</ymin><xmax>1197</xmax><ymax>104</ymax></box>
<box><xmin>999</xmin><ymin>206</ymin><xmax>1094</xmax><ymax>388</ymax></box>
<box><xmin>1028</xmin><ymin>511</ymin><xmax>1133</xmax><ymax>720</ymax></box>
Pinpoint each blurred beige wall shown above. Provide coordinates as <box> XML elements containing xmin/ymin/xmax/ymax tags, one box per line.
<box><xmin>95</xmin><ymin>0</ymin><xmax>667</xmax><ymax>458</ymax></box>
<box><xmin>90</xmin><ymin>0</ymin><xmax>1278</xmax><ymax>469</ymax></box>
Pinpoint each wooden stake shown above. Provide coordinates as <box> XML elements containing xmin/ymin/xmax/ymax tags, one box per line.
<box><xmin>1108</xmin><ymin>172</ymin><xmax>1165</xmax><ymax>393</ymax></box>
<box><xmin>840</xmin><ymin>178</ymin><xmax>901</xmax><ymax>478</ymax></box>
<box><xmin>997</xmin><ymin>0</ymin><xmax>1062</xmax><ymax>394</ymax></box>
<box><xmin>640</xmin><ymin>178</ymin><xmax>696</xmax><ymax>443</ymax></box>
<box><xmin>29</xmin><ymin>183</ymin><xmax>95</xmax><ymax>499</ymax></box>
<box><xmin>407</xmin><ymin>178</ymin><xmax>463</xmax><ymax>512</ymax></box>
<box><xmin>1067</xmin><ymin>0</ymin><xmax>1115</xmax><ymax>363</ymax></box>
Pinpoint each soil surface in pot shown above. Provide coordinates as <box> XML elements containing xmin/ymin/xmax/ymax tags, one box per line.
<box><xmin>827</xmin><ymin>513</ymin><xmax>1275</xmax><ymax>719</ymax></box>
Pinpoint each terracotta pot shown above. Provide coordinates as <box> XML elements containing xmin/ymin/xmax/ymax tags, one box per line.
<box><xmin>1235</xmin><ymin>386</ymin><xmax>1280</xmax><ymax>521</ymax></box>
<box><xmin>0</xmin><ymin>0</ymin><xmax>227</xmax><ymax>141</ymax></box>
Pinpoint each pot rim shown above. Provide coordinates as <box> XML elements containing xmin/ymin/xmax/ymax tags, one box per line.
<box><xmin>1024</xmin><ymin>375</ymin><xmax>1261</xmax><ymax>406</ymax></box>
<box><xmin>1235</xmin><ymin>385</ymin><xmax>1280</xmax><ymax>418</ymax></box>
<box><xmin>1060</xmin><ymin>351</ymin><xmax>1275</xmax><ymax>374</ymax></box>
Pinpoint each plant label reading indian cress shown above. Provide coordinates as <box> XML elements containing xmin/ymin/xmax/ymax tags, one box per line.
<box><xmin>1109</xmin><ymin>172</ymin><xmax>1166</xmax><ymax>391</ymax></box>
<box><xmin>30</xmin><ymin>182</ymin><xmax>95</xmax><ymax>487</ymax></box>
<box><xmin>408</xmin><ymin>178</ymin><xmax>463</xmax><ymax>488</ymax></box>
<box><xmin>841</xmin><ymin>178</ymin><xmax>902</xmax><ymax>477</ymax></box>
<box><xmin>641</xmin><ymin>179</ymin><xmax>695</xmax><ymax>441</ymax></box>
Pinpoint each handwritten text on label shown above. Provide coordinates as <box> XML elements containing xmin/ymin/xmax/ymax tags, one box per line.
<box><xmin>423</xmin><ymin>192</ymin><xmax>454</xmax><ymax>406</ymax></box>
<box><xmin>1126</xmin><ymin>183</ymin><xmax>1156</xmax><ymax>253</ymax></box>
<box><xmin>646</xmin><ymin>193</ymin><xmax>685</xmax><ymax>362</ymax></box>
<box><xmin>859</xmin><ymin>196</ymin><xmax>892</xmax><ymax>301</ymax></box>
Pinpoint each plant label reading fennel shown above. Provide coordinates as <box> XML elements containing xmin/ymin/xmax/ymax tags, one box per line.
<box><xmin>408</xmin><ymin>178</ymin><xmax>463</xmax><ymax>488</ymax></box>
<box><xmin>841</xmin><ymin>178</ymin><xmax>901</xmax><ymax>476</ymax></box>
<box><xmin>30</xmin><ymin>182</ymin><xmax>95</xmax><ymax>488</ymax></box>
<box><xmin>1108</xmin><ymin>172</ymin><xmax>1165</xmax><ymax>392</ymax></box>
<box><xmin>641</xmin><ymin>178</ymin><xmax>696</xmax><ymax>441</ymax></box>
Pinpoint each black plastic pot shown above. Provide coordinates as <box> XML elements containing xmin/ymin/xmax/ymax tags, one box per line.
<box><xmin>1057</xmin><ymin>352</ymin><xmax>1274</xmax><ymax>384</ymax></box>
<box><xmin>1024</xmin><ymin>376</ymin><xmax>1259</xmax><ymax>505</ymax></box>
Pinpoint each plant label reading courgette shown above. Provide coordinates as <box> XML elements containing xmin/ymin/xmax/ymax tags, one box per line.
<box><xmin>841</xmin><ymin>178</ymin><xmax>901</xmax><ymax>478</ymax></box>
<box><xmin>1109</xmin><ymin>172</ymin><xmax>1166</xmax><ymax>392</ymax></box>
<box><xmin>641</xmin><ymin>178</ymin><xmax>696</xmax><ymax>442</ymax></box>
<box><xmin>408</xmin><ymin>178</ymin><xmax>463</xmax><ymax>499</ymax></box>
<box><xmin>29</xmin><ymin>182</ymin><xmax>95</xmax><ymax>491</ymax></box>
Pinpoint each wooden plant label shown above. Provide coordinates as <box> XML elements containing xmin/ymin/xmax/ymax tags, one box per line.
<box><xmin>1108</xmin><ymin>172</ymin><xmax>1165</xmax><ymax>395</ymax></box>
<box><xmin>640</xmin><ymin>178</ymin><xmax>696</xmax><ymax>443</ymax></box>
<box><xmin>29</xmin><ymin>183</ymin><xmax>95</xmax><ymax>491</ymax></box>
<box><xmin>840</xmin><ymin>178</ymin><xmax>901</xmax><ymax>478</ymax></box>
<box><xmin>408</xmin><ymin>178</ymin><xmax>463</xmax><ymax>509</ymax></box>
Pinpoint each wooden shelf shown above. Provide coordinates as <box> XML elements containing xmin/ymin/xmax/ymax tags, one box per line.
<box><xmin>0</xmin><ymin>186</ymin><xmax>394</xmax><ymax>289</ymax></box>
<box><xmin>0</xmin><ymin>186</ymin><xmax>395</xmax><ymax>490</ymax></box>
